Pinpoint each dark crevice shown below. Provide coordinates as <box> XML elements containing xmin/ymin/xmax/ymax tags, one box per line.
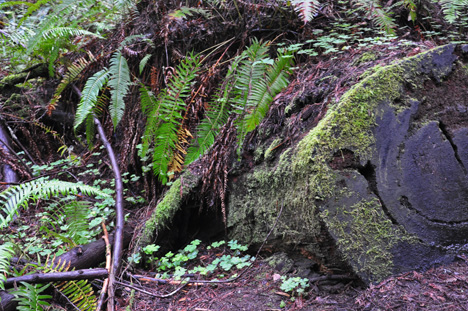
<box><xmin>357</xmin><ymin>161</ymin><xmax>399</xmax><ymax>225</ymax></box>
<box><xmin>439</xmin><ymin>121</ymin><xmax>467</xmax><ymax>175</ymax></box>
<box><xmin>399</xmin><ymin>195</ymin><xmax>468</xmax><ymax>225</ymax></box>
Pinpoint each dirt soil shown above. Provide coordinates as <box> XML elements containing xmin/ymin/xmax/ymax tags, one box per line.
<box><xmin>122</xmin><ymin>254</ymin><xmax>468</xmax><ymax>310</ymax></box>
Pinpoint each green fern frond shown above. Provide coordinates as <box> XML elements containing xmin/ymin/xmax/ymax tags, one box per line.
<box><xmin>114</xmin><ymin>0</ymin><xmax>138</xmax><ymax>15</ymax></box>
<box><xmin>139</xmin><ymin>54</ymin><xmax>152</xmax><ymax>74</ymax></box>
<box><xmin>291</xmin><ymin>0</ymin><xmax>321</xmax><ymax>23</ymax></box>
<box><xmin>141</xmin><ymin>54</ymin><xmax>201</xmax><ymax>184</ymax></box>
<box><xmin>42</xmin><ymin>27</ymin><xmax>102</xmax><ymax>40</ymax></box>
<box><xmin>139</xmin><ymin>84</ymin><xmax>158</xmax><ymax>116</ymax></box>
<box><xmin>0</xmin><ymin>243</ymin><xmax>14</xmax><ymax>291</ymax></box>
<box><xmin>74</xmin><ymin>68</ymin><xmax>110</xmax><ymax>130</ymax></box>
<box><xmin>354</xmin><ymin>0</ymin><xmax>397</xmax><ymax>34</ymax></box>
<box><xmin>49</xmin><ymin>55</ymin><xmax>95</xmax><ymax>115</ymax></box>
<box><xmin>184</xmin><ymin>97</ymin><xmax>230</xmax><ymax>164</ymax></box>
<box><xmin>12</xmin><ymin>282</ymin><xmax>52</xmax><ymax>311</ymax></box>
<box><xmin>25</xmin><ymin>0</ymin><xmax>96</xmax><ymax>53</ymax></box>
<box><xmin>85</xmin><ymin>114</ymin><xmax>96</xmax><ymax>148</ymax></box>
<box><xmin>185</xmin><ymin>53</ymin><xmax>245</xmax><ymax>164</ymax></box>
<box><xmin>185</xmin><ymin>40</ymin><xmax>294</xmax><ymax>163</ymax></box>
<box><xmin>0</xmin><ymin>178</ymin><xmax>111</xmax><ymax>229</ymax></box>
<box><xmin>40</xmin><ymin>258</ymin><xmax>97</xmax><ymax>310</ymax></box>
<box><xmin>169</xmin><ymin>6</ymin><xmax>213</xmax><ymax>19</ymax></box>
<box><xmin>108</xmin><ymin>51</ymin><xmax>131</xmax><ymax>129</ymax></box>
<box><xmin>65</xmin><ymin>201</ymin><xmax>91</xmax><ymax>244</ymax></box>
<box><xmin>139</xmin><ymin>84</ymin><xmax>161</xmax><ymax>159</ymax></box>
<box><xmin>438</xmin><ymin>0</ymin><xmax>468</xmax><ymax>23</ymax></box>
<box><xmin>18</xmin><ymin>0</ymin><xmax>55</xmax><ymax>26</ymax></box>
<box><xmin>232</xmin><ymin>39</ymin><xmax>271</xmax><ymax>146</ymax></box>
<box><xmin>41</xmin><ymin>200</ymin><xmax>91</xmax><ymax>245</ymax></box>
<box><xmin>243</xmin><ymin>50</ymin><xmax>294</xmax><ymax>133</ymax></box>
<box><xmin>0</xmin><ymin>1</ymin><xmax>33</xmax><ymax>10</ymax></box>
<box><xmin>57</xmin><ymin>279</ymin><xmax>97</xmax><ymax>310</ymax></box>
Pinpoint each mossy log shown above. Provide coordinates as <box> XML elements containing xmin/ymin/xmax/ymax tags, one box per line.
<box><xmin>140</xmin><ymin>44</ymin><xmax>468</xmax><ymax>284</ymax></box>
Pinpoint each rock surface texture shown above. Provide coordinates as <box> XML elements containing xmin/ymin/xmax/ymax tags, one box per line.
<box><xmin>227</xmin><ymin>44</ymin><xmax>468</xmax><ymax>284</ymax></box>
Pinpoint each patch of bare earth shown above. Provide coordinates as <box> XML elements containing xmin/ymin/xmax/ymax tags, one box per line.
<box><xmin>121</xmin><ymin>255</ymin><xmax>468</xmax><ymax>310</ymax></box>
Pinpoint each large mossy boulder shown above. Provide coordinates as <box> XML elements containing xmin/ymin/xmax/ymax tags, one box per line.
<box><xmin>227</xmin><ymin>44</ymin><xmax>468</xmax><ymax>284</ymax></box>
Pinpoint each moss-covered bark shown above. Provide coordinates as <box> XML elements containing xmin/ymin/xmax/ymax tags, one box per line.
<box><xmin>138</xmin><ymin>44</ymin><xmax>467</xmax><ymax>284</ymax></box>
<box><xmin>228</xmin><ymin>44</ymin><xmax>462</xmax><ymax>284</ymax></box>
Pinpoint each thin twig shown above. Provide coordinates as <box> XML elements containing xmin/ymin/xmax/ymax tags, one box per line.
<box><xmin>114</xmin><ymin>279</ymin><xmax>189</xmax><ymax>298</ymax></box>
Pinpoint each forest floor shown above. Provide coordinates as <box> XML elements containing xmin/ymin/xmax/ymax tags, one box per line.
<box><xmin>123</xmin><ymin>253</ymin><xmax>468</xmax><ymax>310</ymax></box>
<box><xmin>2</xmin><ymin>2</ymin><xmax>468</xmax><ymax>310</ymax></box>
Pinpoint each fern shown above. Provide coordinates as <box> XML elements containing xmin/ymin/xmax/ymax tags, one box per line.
<box><xmin>49</xmin><ymin>54</ymin><xmax>95</xmax><ymax>115</ymax></box>
<box><xmin>169</xmin><ymin>6</ymin><xmax>213</xmax><ymax>19</ymax></box>
<box><xmin>139</xmin><ymin>54</ymin><xmax>152</xmax><ymax>74</ymax></box>
<box><xmin>232</xmin><ymin>39</ymin><xmax>271</xmax><ymax>148</ymax></box>
<box><xmin>438</xmin><ymin>0</ymin><xmax>468</xmax><ymax>23</ymax></box>
<box><xmin>38</xmin><ymin>257</ymin><xmax>98</xmax><ymax>310</ymax></box>
<box><xmin>25</xmin><ymin>0</ymin><xmax>97</xmax><ymax>54</ymax></box>
<box><xmin>0</xmin><ymin>178</ymin><xmax>111</xmax><ymax>229</ymax></box>
<box><xmin>41</xmin><ymin>200</ymin><xmax>92</xmax><ymax>246</ymax></box>
<box><xmin>42</xmin><ymin>27</ymin><xmax>102</xmax><ymax>40</ymax></box>
<box><xmin>108</xmin><ymin>51</ymin><xmax>131</xmax><ymax>128</ymax></box>
<box><xmin>0</xmin><ymin>1</ymin><xmax>33</xmax><ymax>10</ymax></box>
<box><xmin>11</xmin><ymin>282</ymin><xmax>52</xmax><ymax>311</ymax></box>
<box><xmin>354</xmin><ymin>0</ymin><xmax>397</xmax><ymax>34</ymax></box>
<box><xmin>291</xmin><ymin>0</ymin><xmax>321</xmax><ymax>23</ymax></box>
<box><xmin>74</xmin><ymin>68</ymin><xmax>110</xmax><ymax>130</ymax></box>
<box><xmin>18</xmin><ymin>0</ymin><xmax>53</xmax><ymax>26</ymax></box>
<box><xmin>185</xmin><ymin>40</ymin><xmax>294</xmax><ymax>163</ymax></box>
<box><xmin>141</xmin><ymin>53</ymin><xmax>201</xmax><ymax>184</ymax></box>
<box><xmin>0</xmin><ymin>243</ymin><xmax>14</xmax><ymax>291</ymax></box>
<box><xmin>184</xmin><ymin>54</ymin><xmax>244</xmax><ymax>165</ymax></box>
<box><xmin>242</xmin><ymin>49</ymin><xmax>294</xmax><ymax>133</ymax></box>
<box><xmin>55</xmin><ymin>279</ymin><xmax>97</xmax><ymax>310</ymax></box>
<box><xmin>184</xmin><ymin>96</ymin><xmax>231</xmax><ymax>164</ymax></box>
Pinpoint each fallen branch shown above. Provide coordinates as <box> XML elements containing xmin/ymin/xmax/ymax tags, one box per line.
<box><xmin>3</xmin><ymin>268</ymin><xmax>108</xmax><ymax>288</ymax></box>
<box><xmin>71</xmin><ymin>84</ymin><xmax>125</xmax><ymax>311</ymax></box>
<box><xmin>96</xmin><ymin>223</ymin><xmax>112</xmax><ymax>311</ymax></box>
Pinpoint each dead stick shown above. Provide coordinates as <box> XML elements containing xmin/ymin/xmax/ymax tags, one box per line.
<box><xmin>114</xmin><ymin>279</ymin><xmax>189</xmax><ymax>298</ymax></box>
<box><xmin>96</xmin><ymin>223</ymin><xmax>112</xmax><ymax>311</ymax></box>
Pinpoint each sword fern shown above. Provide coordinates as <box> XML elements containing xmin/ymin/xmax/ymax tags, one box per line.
<box><xmin>185</xmin><ymin>39</ymin><xmax>294</xmax><ymax>164</ymax></box>
<box><xmin>140</xmin><ymin>53</ymin><xmax>201</xmax><ymax>184</ymax></box>
<box><xmin>0</xmin><ymin>178</ymin><xmax>111</xmax><ymax>229</ymax></box>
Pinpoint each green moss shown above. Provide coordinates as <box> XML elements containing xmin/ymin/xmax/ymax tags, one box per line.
<box><xmin>322</xmin><ymin>198</ymin><xmax>415</xmax><ymax>283</ymax></box>
<box><xmin>228</xmin><ymin>60</ymin><xmax>409</xmax><ymax>266</ymax></box>
<box><xmin>253</xmin><ymin>145</ymin><xmax>264</xmax><ymax>163</ymax></box>
<box><xmin>353</xmin><ymin>51</ymin><xmax>378</xmax><ymax>66</ymax></box>
<box><xmin>264</xmin><ymin>138</ymin><xmax>282</xmax><ymax>161</ymax></box>
<box><xmin>1</xmin><ymin>73</ymin><xmax>26</xmax><ymax>86</ymax></box>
